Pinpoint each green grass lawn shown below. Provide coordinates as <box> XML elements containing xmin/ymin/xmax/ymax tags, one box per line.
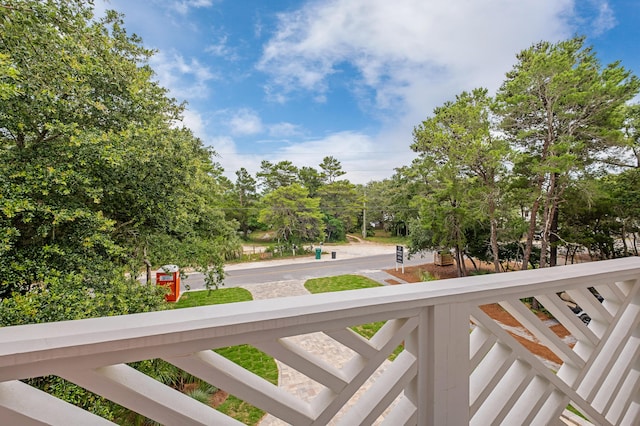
<box><xmin>360</xmin><ymin>231</ymin><xmax>408</xmax><ymax>245</ymax></box>
<box><xmin>304</xmin><ymin>275</ymin><xmax>404</xmax><ymax>360</ymax></box>
<box><xmin>173</xmin><ymin>287</ymin><xmax>253</xmax><ymax>308</ymax></box>
<box><xmin>173</xmin><ymin>288</ymin><xmax>277</xmax><ymax>425</ymax></box>
<box><xmin>304</xmin><ymin>274</ymin><xmax>382</xmax><ymax>293</ymax></box>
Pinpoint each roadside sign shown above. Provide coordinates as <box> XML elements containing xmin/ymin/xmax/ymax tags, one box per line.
<box><xmin>396</xmin><ymin>245</ymin><xmax>404</xmax><ymax>273</ymax></box>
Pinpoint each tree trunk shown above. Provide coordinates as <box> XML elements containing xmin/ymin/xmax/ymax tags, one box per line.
<box><xmin>467</xmin><ymin>254</ymin><xmax>478</xmax><ymax>272</ymax></box>
<box><xmin>549</xmin><ymin>205</ymin><xmax>559</xmax><ymax>266</ymax></box>
<box><xmin>454</xmin><ymin>246</ymin><xmax>468</xmax><ymax>277</ymax></box>
<box><xmin>522</xmin><ymin>197</ymin><xmax>540</xmax><ymax>270</ymax></box>
<box><xmin>488</xmin><ymin>193</ymin><xmax>501</xmax><ymax>273</ymax></box>
<box><xmin>143</xmin><ymin>245</ymin><xmax>152</xmax><ymax>284</ymax></box>
<box><xmin>540</xmin><ymin>196</ymin><xmax>551</xmax><ymax>268</ymax></box>
<box><xmin>539</xmin><ymin>174</ymin><xmax>557</xmax><ymax>269</ymax></box>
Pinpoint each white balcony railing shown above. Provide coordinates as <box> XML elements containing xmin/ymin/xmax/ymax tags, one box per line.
<box><xmin>1</xmin><ymin>257</ymin><xmax>640</xmax><ymax>425</ymax></box>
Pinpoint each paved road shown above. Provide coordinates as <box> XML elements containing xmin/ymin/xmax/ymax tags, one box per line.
<box><xmin>172</xmin><ymin>246</ymin><xmax>434</xmax><ymax>292</ymax></box>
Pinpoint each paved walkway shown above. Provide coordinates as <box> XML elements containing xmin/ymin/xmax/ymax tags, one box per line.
<box><xmin>242</xmin><ymin>279</ymin><xmax>403</xmax><ymax>426</ymax></box>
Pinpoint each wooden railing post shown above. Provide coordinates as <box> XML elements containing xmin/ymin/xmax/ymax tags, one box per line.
<box><xmin>406</xmin><ymin>303</ymin><xmax>470</xmax><ymax>425</ymax></box>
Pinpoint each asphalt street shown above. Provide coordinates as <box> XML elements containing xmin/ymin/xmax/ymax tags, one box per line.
<box><xmin>149</xmin><ymin>244</ymin><xmax>434</xmax><ymax>292</ymax></box>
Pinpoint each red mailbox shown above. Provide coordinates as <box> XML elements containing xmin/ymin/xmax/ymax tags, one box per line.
<box><xmin>156</xmin><ymin>264</ymin><xmax>180</xmax><ymax>302</ymax></box>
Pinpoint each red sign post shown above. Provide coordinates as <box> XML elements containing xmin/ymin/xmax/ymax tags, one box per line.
<box><xmin>156</xmin><ymin>264</ymin><xmax>180</xmax><ymax>302</ymax></box>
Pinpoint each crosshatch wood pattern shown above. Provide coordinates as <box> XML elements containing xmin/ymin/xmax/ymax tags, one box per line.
<box><xmin>0</xmin><ymin>258</ymin><xmax>639</xmax><ymax>425</ymax></box>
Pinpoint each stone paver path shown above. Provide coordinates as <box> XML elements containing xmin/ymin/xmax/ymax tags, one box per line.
<box><xmin>242</xmin><ymin>280</ymin><xmax>400</xmax><ymax>426</ymax></box>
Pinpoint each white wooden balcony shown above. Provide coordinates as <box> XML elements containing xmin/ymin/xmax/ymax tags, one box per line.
<box><xmin>1</xmin><ymin>257</ymin><xmax>640</xmax><ymax>425</ymax></box>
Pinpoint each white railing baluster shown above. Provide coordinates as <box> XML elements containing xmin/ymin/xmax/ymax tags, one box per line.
<box><xmin>404</xmin><ymin>307</ymin><xmax>428</xmax><ymax>426</ymax></box>
<box><xmin>379</xmin><ymin>397</ymin><xmax>417</xmax><ymax>426</ymax></box>
<box><xmin>0</xmin><ymin>380</ymin><xmax>115</xmax><ymax>425</ymax></box>
<box><xmin>325</xmin><ymin>329</ymin><xmax>378</xmax><ymax>359</ymax></box>
<box><xmin>254</xmin><ymin>338</ymin><xmax>349</xmax><ymax>392</ymax></box>
<box><xmin>567</xmin><ymin>287</ymin><xmax>614</xmax><ymax>326</ymax></box>
<box><xmin>311</xmin><ymin>315</ymin><xmax>417</xmax><ymax>424</ymax></box>
<box><xmin>599</xmin><ymin>333</ymin><xmax>640</xmax><ymax>420</ymax></box>
<box><xmin>335</xmin><ymin>351</ymin><xmax>416</xmax><ymax>426</ymax></box>
<box><xmin>60</xmin><ymin>363</ymin><xmax>241</xmax><ymax>426</ymax></box>
<box><xmin>167</xmin><ymin>350</ymin><xmax>315</xmax><ymax>425</ymax></box>
<box><xmin>536</xmin><ymin>293</ymin><xmax>599</xmax><ymax>347</ymax></box>
<box><xmin>469</xmin><ymin>323</ymin><xmax>498</xmax><ymax>370</ymax></box>
<box><xmin>575</xmin><ymin>285</ymin><xmax>640</xmax><ymax>404</ymax></box>
<box><xmin>423</xmin><ymin>303</ymin><xmax>470</xmax><ymax>426</ymax></box>
<box><xmin>500</xmin><ymin>297</ymin><xmax>585</xmax><ymax>367</ymax></box>
<box><xmin>617</xmin><ymin>353</ymin><xmax>640</xmax><ymax>425</ymax></box>
<box><xmin>501</xmin><ymin>376</ymin><xmax>552</xmax><ymax>425</ymax></box>
<box><xmin>470</xmin><ymin>343</ymin><xmax>514</xmax><ymax>415</ymax></box>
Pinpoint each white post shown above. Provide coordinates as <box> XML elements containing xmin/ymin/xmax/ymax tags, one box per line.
<box><xmin>406</xmin><ymin>303</ymin><xmax>470</xmax><ymax>425</ymax></box>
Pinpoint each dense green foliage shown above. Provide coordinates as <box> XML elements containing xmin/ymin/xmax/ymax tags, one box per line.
<box><xmin>405</xmin><ymin>37</ymin><xmax>639</xmax><ymax>274</ymax></box>
<box><xmin>259</xmin><ymin>183</ymin><xmax>325</xmax><ymax>243</ymax></box>
<box><xmin>0</xmin><ymin>2</ymin><xmax>240</xmax><ymax>417</ymax></box>
<box><xmin>0</xmin><ymin>0</ymin><xmax>239</xmax><ymax>297</ymax></box>
<box><xmin>411</xmin><ymin>88</ymin><xmax>510</xmax><ymax>275</ymax></box>
<box><xmin>247</xmin><ymin>156</ymin><xmax>362</xmax><ymax>244</ymax></box>
<box><xmin>496</xmin><ymin>37</ymin><xmax>639</xmax><ymax>269</ymax></box>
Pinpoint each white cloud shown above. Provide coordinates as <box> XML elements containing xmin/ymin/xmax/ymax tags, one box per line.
<box><xmin>212</xmin><ymin>129</ymin><xmax>408</xmax><ymax>185</ymax></box>
<box><xmin>269</xmin><ymin>131</ymin><xmax>408</xmax><ymax>184</ymax></box>
<box><xmin>171</xmin><ymin>0</ymin><xmax>215</xmax><ymax>15</ymax></box>
<box><xmin>149</xmin><ymin>51</ymin><xmax>217</xmax><ymax>100</ymax></box>
<box><xmin>590</xmin><ymin>1</ymin><xmax>617</xmax><ymax>36</ymax></box>
<box><xmin>248</xmin><ymin>0</ymin><xmax>589</xmax><ymax>183</ymax></box>
<box><xmin>268</xmin><ymin>122</ymin><xmax>304</xmax><ymax>138</ymax></box>
<box><xmin>258</xmin><ymin>0</ymin><xmax>574</xmax><ymax>122</ymax></box>
<box><xmin>205</xmin><ymin>35</ymin><xmax>239</xmax><ymax>61</ymax></box>
<box><xmin>228</xmin><ymin>109</ymin><xmax>264</xmax><ymax>136</ymax></box>
<box><xmin>210</xmin><ymin>135</ymin><xmax>266</xmax><ymax>177</ymax></box>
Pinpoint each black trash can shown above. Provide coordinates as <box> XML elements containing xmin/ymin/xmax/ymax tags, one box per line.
<box><xmin>331</xmin><ymin>251</ymin><xmax>336</xmax><ymax>259</ymax></box>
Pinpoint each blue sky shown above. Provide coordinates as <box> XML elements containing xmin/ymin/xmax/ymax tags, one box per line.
<box><xmin>95</xmin><ymin>0</ymin><xmax>640</xmax><ymax>184</ymax></box>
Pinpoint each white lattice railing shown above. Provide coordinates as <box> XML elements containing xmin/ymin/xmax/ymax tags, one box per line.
<box><xmin>1</xmin><ymin>257</ymin><xmax>640</xmax><ymax>425</ymax></box>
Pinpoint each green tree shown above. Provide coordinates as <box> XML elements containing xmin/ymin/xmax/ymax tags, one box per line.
<box><xmin>412</xmin><ymin>88</ymin><xmax>510</xmax><ymax>272</ymax></box>
<box><xmin>621</xmin><ymin>104</ymin><xmax>640</xmax><ymax>168</ymax></box>
<box><xmin>376</xmin><ymin>168</ymin><xmax>426</xmax><ymax>237</ymax></box>
<box><xmin>0</xmin><ymin>0</ymin><xmax>240</xmax><ymax>418</ymax></box>
<box><xmin>316</xmin><ymin>180</ymin><xmax>361</xmax><ymax>241</ymax></box>
<box><xmin>0</xmin><ymin>2</ymin><xmax>163</xmax><ymax>292</ymax></box>
<box><xmin>0</xmin><ymin>52</ymin><xmax>18</xmax><ymax>99</ymax></box>
<box><xmin>297</xmin><ymin>166</ymin><xmax>323</xmax><ymax>197</ymax></box>
<box><xmin>227</xmin><ymin>167</ymin><xmax>259</xmax><ymax>239</ymax></box>
<box><xmin>256</xmin><ymin>160</ymin><xmax>299</xmax><ymax>193</ymax></box>
<box><xmin>0</xmin><ymin>1</ymin><xmax>240</xmax><ymax>293</ymax></box>
<box><xmin>319</xmin><ymin>156</ymin><xmax>346</xmax><ymax>183</ymax></box>
<box><xmin>605</xmin><ymin>169</ymin><xmax>640</xmax><ymax>256</ymax></box>
<box><xmin>259</xmin><ymin>184</ymin><xmax>324</xmax><ymax>243</ymax></box>
<box><xmin>496</xmin><ymin>36</ymin><xmax>639</xmax><ymax>268</ymax></box>
<box><xmin>406</xmin><ymin>156</ymin><xmax>479</xmax><ymax>277</ymax></box>
<box><xmin>560</xmin><ymin>177</ymin><xmax>620</xmax><ymax>261</ymax></box>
